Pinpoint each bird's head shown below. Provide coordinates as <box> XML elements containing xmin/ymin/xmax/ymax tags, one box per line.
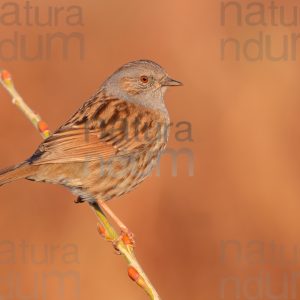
<box><xmin>103</xmin><ymin>60</ymin><xmax>182</xmax><ymax>111</ymax></box>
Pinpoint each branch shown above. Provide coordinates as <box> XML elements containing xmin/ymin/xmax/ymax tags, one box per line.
<box><xmin>0</xmin><ymin>69</ymin><xmax>161</xmax><ymax>300</ymax></box>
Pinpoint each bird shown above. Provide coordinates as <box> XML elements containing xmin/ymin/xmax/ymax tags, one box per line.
<box><xmin>0</xmin><ymin>60</ymin><xmax>182</xmax><ymax>237</ymax></box>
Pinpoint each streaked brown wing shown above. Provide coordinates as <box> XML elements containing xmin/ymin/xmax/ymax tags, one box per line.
<box><xmin>29</xmin><ymin>94</ymin><xmax>164</xmax><ymax>165</ymax></box>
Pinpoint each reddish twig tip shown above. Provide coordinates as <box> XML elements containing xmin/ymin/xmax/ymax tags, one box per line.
<box><xmin>38</xmin><ymin>120</ymin><xmax>50</xmax><ymax>134</ymax></box>
<box><xmin>0</xmin><ymin>69</ymin><xmax>11</xmax><ymax>81</ymax></box>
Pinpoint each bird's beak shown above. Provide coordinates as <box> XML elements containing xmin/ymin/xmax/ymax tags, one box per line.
<box><xmin>161</xmin><ymin>76</ymin><xmax>183</xmax><ymax>87</ymax></box>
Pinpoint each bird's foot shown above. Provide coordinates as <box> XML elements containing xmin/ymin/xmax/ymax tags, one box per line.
<box><xmin>74</xmin><ymin>196</ymin><xmax>85</xmax><ymax>204</ymax></box>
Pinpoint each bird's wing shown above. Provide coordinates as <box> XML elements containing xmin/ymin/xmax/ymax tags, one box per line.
<box><xmin>29</xmin><ymin>94</ymin><xmax>165</xmax><ymax>165</ymax></box>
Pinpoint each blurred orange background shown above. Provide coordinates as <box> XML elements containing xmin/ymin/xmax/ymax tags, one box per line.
<box><xmin>1</xmin><ymin>0</ymin><xmax>300</xmax><ymax>299</ymax></box>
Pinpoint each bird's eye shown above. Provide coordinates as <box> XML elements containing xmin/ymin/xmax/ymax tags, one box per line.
<box><xmin>140</xmin><ymin>75</ymin><xmax>149</xmax><ymax>84</ymax></box>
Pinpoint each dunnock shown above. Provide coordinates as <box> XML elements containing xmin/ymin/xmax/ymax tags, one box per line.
<box><xmin>0</xmin><ymin>60</ymin><xmax>182</xmax><ymax>233</ymax></box>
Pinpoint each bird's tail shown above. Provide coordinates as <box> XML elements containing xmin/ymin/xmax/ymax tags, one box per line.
<box><xmin>0</xmin><ymin>162</ymin><xmax>35</xmax><ymax>186</ymax></box>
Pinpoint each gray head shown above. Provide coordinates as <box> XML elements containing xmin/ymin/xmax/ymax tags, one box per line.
<box><xmin>103</xmin><ymin>60</ymin><xmax>182</xmax><ymax>112</ymax></box>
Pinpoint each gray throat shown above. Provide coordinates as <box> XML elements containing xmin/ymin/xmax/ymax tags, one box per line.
<box><xmin>104</xmin><ymin>84</ymin><xmax>169</xmax><ymax>117</ymax></box>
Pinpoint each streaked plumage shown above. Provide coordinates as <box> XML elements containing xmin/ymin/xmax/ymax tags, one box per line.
<box><xmin>0</xmin><ymin>60</ymin><xmax>182</xmax><ymax>205</ymax></box>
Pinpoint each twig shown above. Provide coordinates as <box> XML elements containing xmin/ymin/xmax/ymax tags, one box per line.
<box><xmin>0</xmin><ymin>69</ymin><xmax>161</xmax><ymax>300</ymax></box>
<box><xmin>0</xmin><ymin>69</ymin><xmax>51</xmax><ymax>139</ymax></box>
